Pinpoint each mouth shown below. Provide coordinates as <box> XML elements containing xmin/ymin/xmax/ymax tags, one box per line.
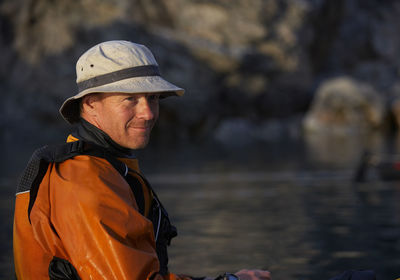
<box><xmin>127</xmin><ymin>120</ymin><xmax>154</xmax><ymax>132</ymax></box>
<box><xmin>129</xmin><ymin>126</ymin><xmax>152</xmax><ymax>132</ymax></box>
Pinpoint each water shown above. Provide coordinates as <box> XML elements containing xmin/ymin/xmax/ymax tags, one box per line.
<box><xmin>149</xmin><ymin>170</ymin><xmax>400</xmax><ymax>279</ymax></box>
<box><xmin>1</xmin><ymin>136</ymin><xmax>400</xmax><ymax>279</ymax></box>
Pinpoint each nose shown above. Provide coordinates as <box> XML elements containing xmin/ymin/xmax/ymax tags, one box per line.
<box><xmin>136</xmin><ymin>96</ymin><xmax>156</xmax><ymax>121</ymax></box>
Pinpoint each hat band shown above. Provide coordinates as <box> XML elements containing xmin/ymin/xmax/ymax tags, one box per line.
<box><xmin>77</xmin><ymin>65</ymin><xmax>160</xmax><ymax>93</ymax></box>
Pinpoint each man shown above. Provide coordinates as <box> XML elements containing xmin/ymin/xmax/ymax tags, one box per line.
<box><xmin>13</xmin><ymin>40</ymin><xmax>271</xmax><ymax>280</ymax></box>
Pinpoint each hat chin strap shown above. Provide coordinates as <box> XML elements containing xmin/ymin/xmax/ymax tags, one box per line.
<box><xmin>77</xmin><ymin>65</ymin><xmax>160</xmax><ymax>93</ymax></box>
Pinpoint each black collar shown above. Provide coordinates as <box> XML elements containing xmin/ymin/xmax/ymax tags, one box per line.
<box><xmin>72</xmin><ymin>119</ymin><xmax>136</xmax><ymax>158</ymax></box>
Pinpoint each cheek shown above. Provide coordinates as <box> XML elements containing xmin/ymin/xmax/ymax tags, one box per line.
<box><xmin>103</xmin><ymin>108</ymin><xmax>129</xmax><ymax>131</ymax></box>
<box><xmin>115</xmin><ymin>106</ymin><xmax>133</xmax><ymax>122</ymax></box>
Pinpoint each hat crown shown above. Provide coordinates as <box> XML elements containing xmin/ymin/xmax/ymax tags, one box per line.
<box><xmin>76</xmin><ymin>40</ymin><xmax>158</xmax><ymax>83</ymax></box>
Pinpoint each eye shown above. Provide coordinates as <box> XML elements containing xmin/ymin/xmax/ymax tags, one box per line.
<box><xmin>125</xmin><ymin>96</ymin><xmax>138</xmax><ymax>102</ymax></box>
<box><xmin>148</xmin><ymin>94</ymin><xmax>160</xmax><ymax>102</ymax></box>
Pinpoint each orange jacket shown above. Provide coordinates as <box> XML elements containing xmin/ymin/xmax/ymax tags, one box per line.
<box><xmin>13</xmin><ymin>137</ymin><xmax>191</xmax><ymax>280</ymax></box>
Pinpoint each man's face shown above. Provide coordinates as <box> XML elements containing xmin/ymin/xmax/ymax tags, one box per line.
<box><xmin>87</xmin><ymin>92</ymin><xmax>159</xmax><ymax>149</ymax></box>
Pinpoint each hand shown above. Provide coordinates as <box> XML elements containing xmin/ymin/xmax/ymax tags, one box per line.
<box><xmin>235</xmin><ymin>269</ymin><xmax>271</xmax><ymax>280</ymax></box>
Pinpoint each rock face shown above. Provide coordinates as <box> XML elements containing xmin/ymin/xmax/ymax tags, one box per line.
<box><xmin>303</xmin><ymin>77</ymin><xmax>385</xmax><ymax>135</ymax></box>
<box><xmin>1</xmin><ymin>0</ymin><xmax>400</xmax><ymax>146</ymax></box>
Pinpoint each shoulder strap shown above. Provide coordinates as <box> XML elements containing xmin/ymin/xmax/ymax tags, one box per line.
<box><xmin>17</xmin><ymin>141</ymin><xmax>130</xmax><ymax>222</ymax></box>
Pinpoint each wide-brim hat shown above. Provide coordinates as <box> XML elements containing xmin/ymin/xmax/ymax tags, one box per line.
<box><xmin>60</xmin><ymin>40</ymin><xmax>184</xmax><ymax>124</ymax></box>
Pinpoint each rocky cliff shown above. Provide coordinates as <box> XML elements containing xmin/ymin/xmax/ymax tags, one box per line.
<box><xmin>1</xmin><ymin>0</ymin><xmax>400</xmax><ymax>148</ymax></box>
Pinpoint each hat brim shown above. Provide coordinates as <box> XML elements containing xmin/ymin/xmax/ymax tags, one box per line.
<box><xmin>60</xmin><ymin>75</ymin><xmax>184</xmax><ymax>124</ymax></box>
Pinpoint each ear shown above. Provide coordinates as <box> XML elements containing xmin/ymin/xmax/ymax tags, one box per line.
<box><xmin>81</xmin><ymin>94</ymin><xmax>100</xmax><ymax>114</ymax></box>
<box><xmin>79</xmin><ymin>93</ymin><xmax>106</xmax><ymax>129</ymax></box>
<box><xmin>81</xmin><ymin>93</ymin><xmax>102</xmax><ymax>126</ymax></box>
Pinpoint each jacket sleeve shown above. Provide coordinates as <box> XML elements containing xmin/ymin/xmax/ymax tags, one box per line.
<box><xmin>30</xmin><ymin>155</ymin><xmax>190</xmax><ymax>280</ymax></box>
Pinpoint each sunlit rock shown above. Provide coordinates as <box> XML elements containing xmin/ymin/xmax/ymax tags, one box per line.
<box><xmin>303</xmin><ymin>76</ymin><xmax>385</xmax><ymax>135</ymax></box>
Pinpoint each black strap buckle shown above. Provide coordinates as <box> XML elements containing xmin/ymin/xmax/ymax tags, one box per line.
<box><xmin>69</xmin><ymin>140</ymin><xmax>85</xmax><ymax>154</ymax></box>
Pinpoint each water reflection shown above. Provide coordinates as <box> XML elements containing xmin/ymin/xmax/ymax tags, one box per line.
<box><xmin>303</xmin><ymin>130</ymin><xmax>385</xmax><ymax>168</ymax></box>
<box><xmin>149</xmin><ymin>170</ymin><xmax>400</xmax><ymax>280</ymax></box>
<box><xmin>1</xmin><ymin>133</ymin><xmax>399</xmax><ymax>279</ymax></box>
<box><xmin>142</xmin><ymin>132</ymin><xmax>399</xmax><ymax>280</ymax></box>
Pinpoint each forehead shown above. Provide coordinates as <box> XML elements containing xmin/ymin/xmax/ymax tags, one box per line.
<box><xmin>99</xmin><ymin>92</ymin><xmax>151</xmax><ymax>97</ymax></box>
<box><xmin>99</xmin><ymin>92</ymin><xmax>152</xmax><ymax>99</ymax></box>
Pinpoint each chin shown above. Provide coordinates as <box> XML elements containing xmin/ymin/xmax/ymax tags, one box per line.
<box><xmin>130</xmin><ymin>144</ymin><xmax>148</xmax><ymax>150</ymax></box>
<box><xmin>126</xmin><ymin>139</ymin><xmax>150</xmax><ymax>150</ymax></box>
